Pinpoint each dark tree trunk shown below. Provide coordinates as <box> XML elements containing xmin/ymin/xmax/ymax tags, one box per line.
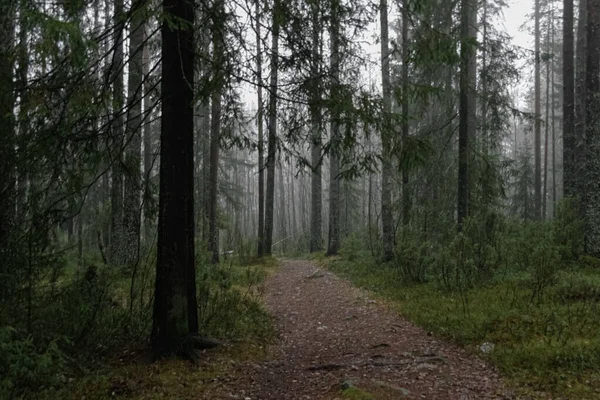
<box><xmin>110</xmin><ymin>0</ymin><xmax>125</xmax><ymax>265</ymax></box>
<box><xmin>327</xmin><ymin>0</ymin><xmax>340</xmax><ymax>256</ymax></box>
<box><xmin>278</xmin><ymin>161</ymin><xmax>287</xmax><ymax>253</ymax></box>
<box><xmin>534</xmin><ymin>0</ymin><xmax>542</xmax><ymax>219</ymax></box>
<box><xmin>380</xmin><ymin>0</ymin><xmax>395</xmax><ymax>260</ymax></box>
<box><xmin>123</xmin><ymin>0</ymin><xmax>144</xmax><ymax>266</ymax></box>
<box><xmin>265</xmin><ymin>0</ymin><xmax>280</xmax><ymax>255</ymax></box>
<box><xmin>401</xmin><ymin>0</ymin><xmax>410</xmax><ymax>227</ymax></box>
<box><xmin>16</xmin><ymin>0</ymin><xmax>28</xmax><ymax>223</ymax></box>
<box><xmin>584</xmin><ymin>0</ymin><xmax>600</xmax><ymax>255</ymax></box>
<box><xmin>208</xmin><ymin>0</ymin><xmax>225</xmax><ymax>264</ymax></box>
<box><xmin>142</xmin><ymin>27</ymin><xmax>155</xmax><ymax>240</ymax></box>
<box><xmin>309</xmin><ymin>0</ymin><xmax>323</xmax><ymax>253</ymax></box>
<box><xmin>563</xmin><ymin>0</ymin><xmax>575</xmax><ymax>197</ymax></box>
<box><xmin>543</xmin><ymin>17</ymin><xmax>551</xmax><ymax>219</ymax></box>
<box><xmin>151</xmin><ymin>0</ymin><xmax>198</xmax><ymax>357</ymax></box>
<box><xmin>574</xmin><ymin>0</ymin><xmax>587</xmax><ymax>200</ymax></box>
<box><xmin>256</xmin><ymin>0</ymin><xmax>265</xmax><ymax>257</ymax></box>
<box><xmin>0</xmin><ymin>0</ymin><xmax>15</xmax><ymax>248</ymax></box>
<box><xmin>552</xmin><ymin>10</ymin><xmax>557</xmax><ymax>217</ymax></box>
<box><xmin>458</xmin><ymin>0</ymin><xmax>477</xmax><ymax>229</ymax></box>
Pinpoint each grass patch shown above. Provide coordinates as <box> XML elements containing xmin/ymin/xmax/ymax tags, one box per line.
<box><xmin>42</xmin><ymin>341</ymin><xmax>267</xmax><ymax>399</ymax></box>
<box><xmin>22</xmin><ymin>258</ymin><xmax>278</xmax><ymax>399</ymax></box>
<box><xmin>341</xmin><ymin>386</ymin><xmax>376</xmax><ymax>400</ymax></box>
<box><xmin>321</xmin><ymin>252</ymin><xmax>600</xmax><ymax>398</ymax></box>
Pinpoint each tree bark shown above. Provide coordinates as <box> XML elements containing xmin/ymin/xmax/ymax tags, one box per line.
<box><xmin>265</xmin><ymin>0</ymin><xmax>280</xmax><ymax>255</ymax></box>
<box><xmin>380</xmin><ymin>0</ymin><xmax>395</xmax><ymax>260</ymax></box>
<box><xmin>534</xmin><ymin>0</ymin><xmax>542</xmax><ymax>219</ymax></box>
<box><xmin>142</xmin><ymin>26</ymin><xmax>155</xmax><ymax>240</ymax></box>
<box><xmin>584</xmin><ymin>0</ymin><xmax>600</xmax><ymax>255</ymax></box>
<box><xmin>401</xmin><ymin>0</ymin><xmax>410</xmax><ymax>227</ymax></box>
<box><xmin>543</xmin><ymin>16</ymin><xmax>551</xmax><ymax>219</ymax></box>
<box><xmin>309</xmin><ymin>0</ymin><xmax>323</xmax><ymax>253</ymax></box>
<box><xmin>458</xmin><ymin>0</ymin><xmax>477</xmax><ymax>229</ymax></box>
<box><xmin>123</xmin><ymin>0</ymin><xmax>144</xmax><ymax>266</ymax></box>
<box><xmin>256</xmin><ymin>0</ymin><xmax>265</xmax><ymax>257</ymax></box>
<box><xmin>110</xmin><ymin>0</ymin><xmax>125</xmax><ymax>265</ymax></box>
<box><xmin>208</xmin><ymin>0</ymin><xmax>225</xmax><ymax>264</ymax></box>
<box><xmin>574</xmin><ymin>0</ymin><xmax>587</xmax><ymax>201</ymax></box>
<box><xmin>552</xmin><ymin>7</ymin><xmax>557</xmax><ymax>217</ymax></box>
<box><xmin>563</xmin><ymin>0</ymin><xmax>575</xmax><ymax>197</ymax></box>
<box><xmin>327</xmin><ymin>0</ymin><xmax>341</xmax><ymax>256</ymax></box>
<box><xmin>0</xmin><ymin>0</ymin><xmax>15</xmax><ymax>249</ymax></box>
<box><xmin>151</xmin><ymin>0</ymin><xmax>198</xmax><ymax>357</ymax></box>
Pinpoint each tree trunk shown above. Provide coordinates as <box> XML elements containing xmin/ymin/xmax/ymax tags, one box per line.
<box><xmin>0</xmin><ymin>0</ymin><xmax>15</xmax><ymax>249</ymax></box>
<box><xmin>543</xmin><ymin>18</ymin><xmax>551</xmax><ymax>219</ymax></box>
<box><xmin>123</xmin><ymin>0</ymin><xmax>144</xmax><ymax>266</ymax></box>
<box><xmin>142</xmin><ymin>26</ymin><xmax>155</xmax><ymax>240</ymax></box>
<box><xmin>458</xmin><ymin>0</ymin><xmax>477</xmax><ymax>229</ymax></box>
<box><xmin>552</xmin><ymin>8</ymin><xmax>557</xmax><ymax>217</ymax></box>
<box><xmin>151</xmin><ymin>0</ymin><xmax>198</xmax><ymax>357</ymax></box>
<box><xmin>327</xmin><ymin>0</ymin><xmax>341</xmax><ymax>256</ymax></box>
<box><xmin>574</xmin><ymin>0</ymin><xmax>587</xmax><ymax>200</ymax></box>
<box><xmin>16</xmin><ymin>0</ymin><xmax>28</xmax><ymax>223</ymax></box>
<box><xmin>199</xmin><ymin>15</ymin><xmax>211</xmax><ymax>242</ymax></box>
<box><xmin>584</xmin><ymin>0</ymin><xmax>600</xmax><ymax>255</ymax></box>
<box><xmin>563</xmin><ymin>0</ymin><xmax>575</xmax><ymax>197</ymax></box>
<box><xmin>256</xmin><ymin>0</ymin><xmax>265</xmax><ymax>257</ymax></box>
<box><xmin>380</xmin><ymin>0</ymin><xmax>395</xmax><ymax>260</ymax></box>
<box><xmin>401</xmin><ymin>0</ymin><xmax>410</xmax><ymax>227</ymax></box>
<box><xmin>265</xmin><ymin>0</ymin><xmax>280</xmax><ymax>255</ymax></box>
<box><xmin>278</xmin><ymin>161</ymin><xmax>287</xmax><ymax>253</ymax></box>
<box><xmin>110</xmin><ymin>0</ymin><xmax>125</xmax><ymax>265</ymax></box>
<box><xmin>208</xmin><ymin>0</ymin><xmax>225</xmax><ymax>264</ymax></box>
<box><xmin>534</xmin><ymin>0</ymin><xmax>542</xmax><ymax>219</ymax></box>
<box><xmin>310</xmin><ymin>0</ymin><xmax>323</xmax><ymax>253</ymax></box>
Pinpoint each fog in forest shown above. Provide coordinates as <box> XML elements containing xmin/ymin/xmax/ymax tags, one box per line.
<box><xmin>1</xmin><ymin>0</ymin><xmax>599</xmax><ymax>398</ymax></box>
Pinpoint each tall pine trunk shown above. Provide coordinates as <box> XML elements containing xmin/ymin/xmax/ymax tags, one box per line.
<box><xmin>563</xmin><ymin>0</ymin><xmax>575</xmax><ymax>197</ymax></box>
<box><xmin>327</xmin><ymin>0</ymin><xmax>341</xmax><ymax>256</ymax></box>
<box><xmin>543</xmin><ymin>21</ymin><xmax>551</xmax><ymax>219</ymax></box>
<box><xmin>380</xmin><ymin>0</ymin><xmax>394</xmax><ymax>260</ymax></box>
<box><xmin>0</xmin><ymin>0</ymin><xmax>15</xmax><ymax>248</ymax></box>
<box><xmin>142</xmin><ymin>27</ymin><xmax>155</xmax><ymax>240</ymax></box>
<box><xmin>574</xmin><ymin>0</ymin><xmax>587</xmax><ymax>200</ymax></box>
<box><xmin>255</xmin><ymin>0</ymin><xmax>265</xmax><ymax>258</ymax></box>
<box><xmin>458</xmin><ymin>0</ymin><xmax>477</xmax><ymax>229</ymax></box>
<box><xmin>123</xmin><ymin>0</ymin><xmax>144</xmax><ymax>266</ymax></box>
<box><xmin>208</xmin><ymin>0</ymin><xmax>225</xmax><ymax>264</ymax></box>
<box><xmin>309</xmin><ymin>0</ymin><xmax>323</xmax><ymax>253</ymax></box>
<box><xmin>265</xmin><ymin>0</ymin><xmax>280</xmax><ymax>255</ymax></box>
<box><xmin>401</xmin><ymin>0</ymin><xmax>410</xmax><ymax>227</ymax></box>
<box><xmin>584</xmin><ymin>0</ymin><xmax>600</xmax><ymax>255</ymax></box>
<box><xmin>534</xmin><ymin>0</ymin><xmax>542</xmax><ymax>219</ymax></box>
<box><xmin>151</xmin><ymin>0</ymin><xmax>198</xmax><ymax>357</ymax></box>
<box><xmin>551</xmin><ymin>7</ymin><xmax>557</xmax><ymax>217</ymax></box>
<box><xmin>110</xmin><ymin>0</ymin><xmax>125</xmax><ymax>265</ymax></box>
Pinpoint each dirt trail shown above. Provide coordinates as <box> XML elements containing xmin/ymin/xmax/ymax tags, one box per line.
<box><xmin>210</xmin><ymin>260</ymin><xmax>512</xmax><ymax>399</ymax></box>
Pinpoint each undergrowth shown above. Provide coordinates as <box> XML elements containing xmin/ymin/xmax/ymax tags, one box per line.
<box><xmin>2</xmin><ymin>254</ymin><xmax>277</xmax><ymax>399</ymax></box>
<box><xmin>322</xmin><ymin>202</ymin><xmax>600</xmax><ymax>398</ymax></box>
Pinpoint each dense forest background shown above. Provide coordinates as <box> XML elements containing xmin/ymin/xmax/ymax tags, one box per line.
<box><xmin>2</xmin><ymin>0</ymin><xmax>600</xmax><ymax>396</ymax></box>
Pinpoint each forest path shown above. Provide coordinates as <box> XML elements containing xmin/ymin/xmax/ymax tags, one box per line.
<box><xmin>209</xmin><ymin>259</ymin><xmax>512</xmax><ymax>400</ymax></box>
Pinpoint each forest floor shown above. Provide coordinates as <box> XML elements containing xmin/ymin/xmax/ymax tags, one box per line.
<box><xmin>206</xmin><ymin>259</ymin><xmax>513</xmax><ymax>400</ymax></box>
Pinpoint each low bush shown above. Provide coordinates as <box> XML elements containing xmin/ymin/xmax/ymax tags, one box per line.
<box><xmin>321</xmin><ymin>203</ymin><xmax>600</xmax><ymax>397</ymax></box>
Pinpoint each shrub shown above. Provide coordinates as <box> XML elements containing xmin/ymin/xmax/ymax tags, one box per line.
<box><xmin>393</xmin><ymin>231</ymin><xmax>433</xmax><ymax>283</ymax></box>
<box><xmin>339</xmin><ymin>234</ymin><xmax>364</xmax><ymax>262</ymax></box>
<box><xmin>0</xmin><ymin>327</ymin><xmax>66</xmax><ymax>398</ymax></box>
